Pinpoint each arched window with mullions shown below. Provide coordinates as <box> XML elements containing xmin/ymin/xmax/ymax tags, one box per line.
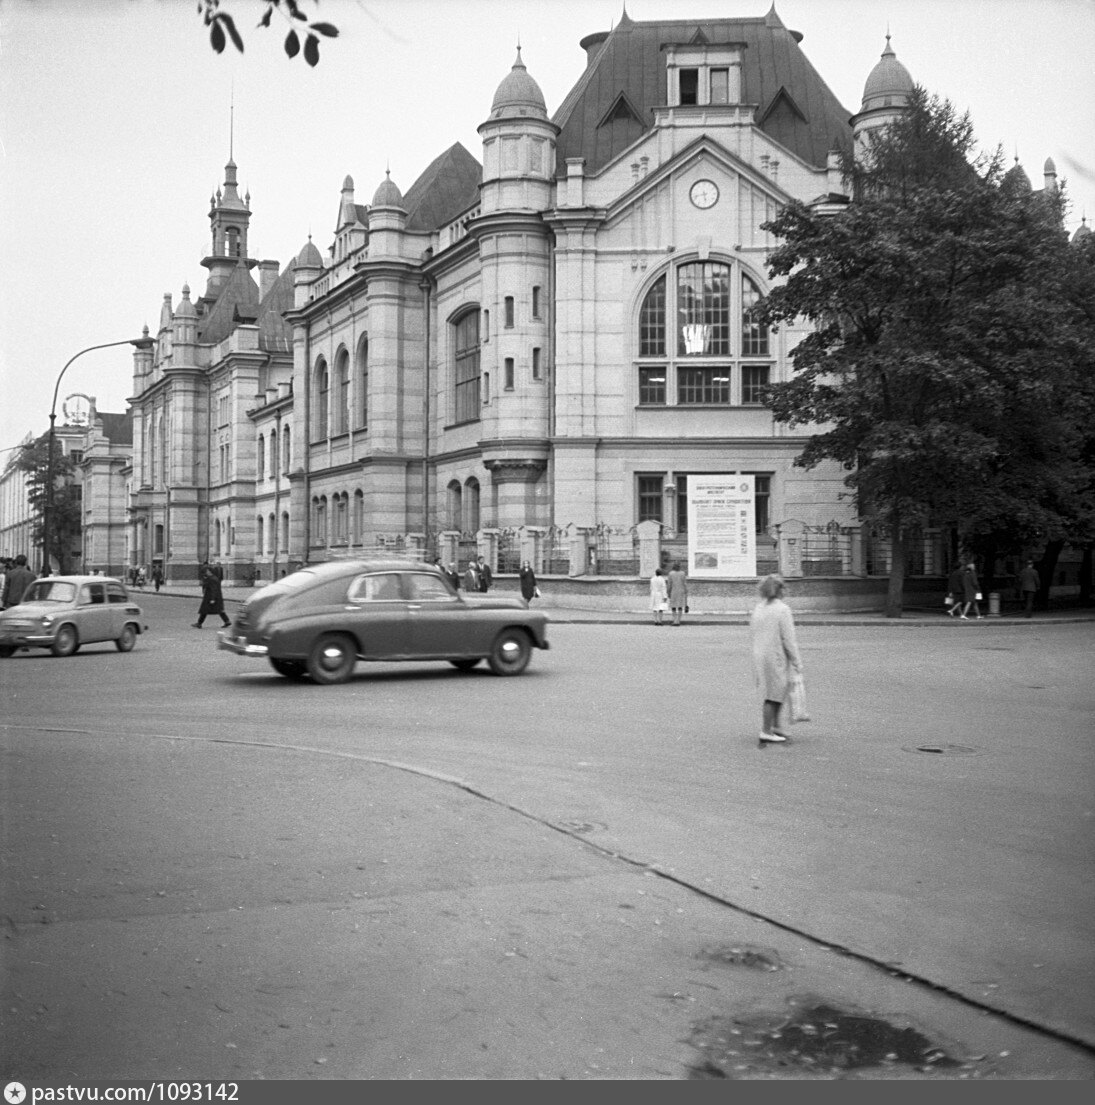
<box><xmin>333</xmin><ymin>349</ymin><xmax>350</xmax><ymax>435</ymax></box>
<box><xmin>452</xmin><ymin>309</ymin><xmax>481</xmax><ymax>424</ymax></box>
<box><xmin>313</xmin><ymin>359</ymin><xmax>329</xmax><ymax>440</ymax></box>
<box><xmin>635</xmin><ymin>260</ymin><xmax>771</xmax><ymax>407</ymax></box>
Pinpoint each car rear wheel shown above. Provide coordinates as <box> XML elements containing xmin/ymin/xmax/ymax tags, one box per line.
<box><xmin>270</xmin><ymin>657</ymin><xmax>308</xmax><ymax>680</ymax></box>
<box><xmin>449</xmin><ymin>658</ymin><xmax>481</xmax><ymax>671</ymax></box>
<box><xmin>52</xmin><ymin>624</ymin><xmax>79</xmax><ymax>657</ymax></box>
<box><xmin>307</xmin><ymin>634</ymin><xmax>357</xmax><ymax>685</ymax></box>
<box><xmin>487</xmin><ymin>628</ymin><xmax>531</xmax><ymax>676</ymax></box>
<box><xmin>115</xmin><ymin>624</ymin><xmax>138</xmax><ymax>652</ymax></box>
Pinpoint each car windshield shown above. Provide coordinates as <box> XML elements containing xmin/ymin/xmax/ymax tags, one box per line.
<box><xmin>22</xmin><ymin>580</ymin><xmax>77</xmax><ymax>603</ymax></box>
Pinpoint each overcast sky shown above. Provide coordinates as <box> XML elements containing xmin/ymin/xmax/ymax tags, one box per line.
<box><xmin>2</xmin><ymin>0</ymin><xmax>1092</xmax><ymax>454</ymax></box>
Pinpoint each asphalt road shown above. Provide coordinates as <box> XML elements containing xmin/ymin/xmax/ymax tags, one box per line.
<box><xmin>2</xmin><ymin>594</ymin><xmax>1093</xmax><ymax>1080</ymax></box>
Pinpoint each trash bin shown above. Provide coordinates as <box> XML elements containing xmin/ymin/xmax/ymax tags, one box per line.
<box><xmin>988</xmin><ymin>591</ymin><xmax>1001</xmax><ymax>617</ymax></box>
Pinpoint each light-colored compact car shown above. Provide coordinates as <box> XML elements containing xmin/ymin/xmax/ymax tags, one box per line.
<box><xmin>217</xmin><ymin>558</ymin><xmax>550</xmax><ymax>684</ymax></box>
<box><xmin>0</xmin><ymin>575</ymin><xmax>147</xmax><ymax>658</ymax></box>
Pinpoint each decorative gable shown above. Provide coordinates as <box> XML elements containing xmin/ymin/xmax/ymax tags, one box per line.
<box><xmin>597</xmin><ymin>92</ymin><xmax>645</xmax><ymax>129</ymax></box>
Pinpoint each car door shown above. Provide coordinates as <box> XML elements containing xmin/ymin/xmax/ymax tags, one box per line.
<box><xmin>403</xmin><ymin>570</ymin><xmax>471</xmax><ymax>655</ymax></box>
<box><xmin>76</xmin><ymin>582</ymin><xmax>112</xmax><ymax>643</ymax></box>
<box><xmin>344</xmin><ymin>571</ymin><xmax>412</xmax><ymax>658</ymax></box>
<box><xmin>105</xmin><ymin>581</ymin><xmax>135</xmax><ymax>637</ymax></box>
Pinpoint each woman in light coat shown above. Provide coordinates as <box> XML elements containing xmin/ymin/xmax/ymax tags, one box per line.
<box><xmin>749</xmin><ymin>574</ymin><xmax>803</xmax><ymax>743</ymax></box>
<box><xmin>649</xmin><ymin>568</ymin><xmax>669</xmax><ymax>625</ymax></box>
<box><xmin>666</xmin><ymin>561</ymin><xmax>688</xmax><ymax>625</ymax></box>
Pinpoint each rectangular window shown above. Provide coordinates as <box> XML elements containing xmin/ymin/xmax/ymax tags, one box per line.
<box><xmin>482</xmin><ymin>371</ymin><xmax>490</xmax><ymax>404</ymax></box>
<box><xmin>532</xmin><ymin>286</ymin><xmax>541</xmax><ymax>318</ymax></box>
<box><xmin>679</xmin><ymin>68</ymin><xmax>699</xmax><ymax>105</ymax></box>
<box><xmin>676</xmin><ymin>474</ymin><xmax>688</xmax><ymax>532</ymax></box>
<box><xmin>638</xmin><ymin>367</ymin><xmax>667</xmax><ymax>405</ymax></box>
<box><xmin>678</xmin><ymin>367</ymin><xmax>730</xmax><ymax>405</ymax></box>
<box><xmin>504</xmin><ymin>296</ymin><xmax>515</xmax><ymax>328</ymax></box>
<box><xmin>742</xmin><ymin>365</ymin><xmax>770</xmax><ymax>405</ymax></box>
<box><xmin>532</xmin><ymin>347</ymin><xmax>542</xmax><ymax>380</ymax></box>
<box><xmin>746</xmin><ymin>474</ymin><xmax>771</xmax><ymax>533</ymax></box>
<box><xmin>638</xmin><ymin>476</ymin><xmax>664</xmax><ymax>523</ymax></box>
<box><xmin>483</xmin><ymin>309</ymin><xmax>490</xmax><ymax>342</ymax></box>
<box><xmin>504</xmin><ymin>357</ymin><xmax>514</xmax><ymax>390</ymax></box>
<box><xmin>710</xmin><ymin>68</ymin><xmax>729</xmax><ymax>103</ymax></box>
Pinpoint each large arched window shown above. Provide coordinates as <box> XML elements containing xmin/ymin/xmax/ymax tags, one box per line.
<box><xmin>453</xmin><ymin>310</ymin><xmax>480</xmax><ymax>424</ymax></box>
<box><xmin>334</xmin><ymin>349</ymin><xmax>349</xmax><ymax>435</ymax></box>
<box><xmin>463</xmin><ymin>477</ymin><xmax>480</xmax><ymax>533</ymax></box>
<box><xmin>313</xmin><ymin>359</ymin><xmax>329</xmax><ymax>440</ymax></box>
<box><xmin>356</xmin><ymin>336</ymin><xmax>369</xmax><ymax>430</ymax></box>
<box><xmin>447</xmin><ymin>480</ymin><xmax>462</xmax><ymax>530</ymax></box>
<box><xmin>636</xmin><ymin>262</ymin><xmax>771</xmax><ymax>407</ymax></box>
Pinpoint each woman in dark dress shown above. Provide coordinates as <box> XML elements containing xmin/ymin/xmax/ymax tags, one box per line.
<box><xmin>193</xmin><ymin>562</ymin><xmax>231</xmax><ymax>628</ymax></box>
<box><xmin>519</xmin><ymin>560</ymin><xmax>539</xmax><ymax>602</ymax></box>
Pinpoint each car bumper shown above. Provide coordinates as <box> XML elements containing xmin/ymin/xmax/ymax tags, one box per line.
<box><xmin>217</xmin><ymin>630</ymin><xmax>268</xmax><ymax>657</ymax></box>
<box><xmin>0</xmin><ymin>629</ymin><xmax>55</xmax><ymax>647</ymax></box>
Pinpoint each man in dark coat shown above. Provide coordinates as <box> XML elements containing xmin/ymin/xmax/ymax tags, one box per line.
<box><xmin>476</xmin><ymin>554</ymin><xmax>493</xmax><ymax>593</ymax></box>
<box><xmin>2</xmin><ymin>554</ymin><xmax>36</xmax><ymax>608</ymax></box>
<box><xmin>1019</xmin><ymin>560</ymin><xmax>1041</xmax><ymax>618</ymax></box>
<box><xmin>193</xmin><ymin>561</ymin><xmax>231</xmax><ymax>628</ymax></box>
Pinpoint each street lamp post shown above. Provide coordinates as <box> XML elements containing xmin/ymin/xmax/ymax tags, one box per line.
<box><xmin>44</xmin><ymin>336</ymin><xmax>155</xmax><ymax>575</ymax></box>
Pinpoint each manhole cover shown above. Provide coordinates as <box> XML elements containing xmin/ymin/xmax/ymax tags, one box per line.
<box><xmin>902</xmin><ymin>743</ymin><xmax>979</xmax><ymax>756</ymax></box>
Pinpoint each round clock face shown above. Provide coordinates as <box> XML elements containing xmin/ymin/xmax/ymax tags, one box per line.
<box><xmin>690</xmin><ymin>179</ymin><xmax>719</xmax><ymax>209</ymax></box>
<box><xmin>62</xmin><ymin>393</ymin><xmax>91</xmax><ymax>426</ymax></box>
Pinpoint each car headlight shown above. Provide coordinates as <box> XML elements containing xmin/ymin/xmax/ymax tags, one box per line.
<box><xmin>40</xmin><ymin>616</ymin><xmax>54</xmax><ymax>628</ymax></box>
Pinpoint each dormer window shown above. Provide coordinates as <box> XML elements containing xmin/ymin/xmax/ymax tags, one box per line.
<box><xmin>665</xmin><ymin>42</ymin><xmax>745</xmax><ymax>106</ymax></box>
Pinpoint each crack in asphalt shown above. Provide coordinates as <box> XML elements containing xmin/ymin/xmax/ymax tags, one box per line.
<box><xmin>8</xmin><ymin>721</ymin><xmax>1095</xmax><ymax>1059</ymax></box>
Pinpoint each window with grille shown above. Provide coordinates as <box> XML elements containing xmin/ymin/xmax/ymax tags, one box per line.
<box><xmin>741</xmin><ymin>275</ymin><xmax>769</xmax><ymax>356</ymax></box>
<box><xmin>453</xmin><ymin>310</ymin><xmax>480</xmax><ymax>424</ymax></box>
<box><xmin>639</xmin><ymin>367</ymin><xmax>667</xmax><ymax>405</ymax></box>
<box><xmin>742</xmin><ymin>365</ymin><xmax>769</xmax><ymax>405</ymax></box>
<box><xmin>678</xmin><ymin>367</ymin><xmax>730</xmax><ymax>405</ymax></box>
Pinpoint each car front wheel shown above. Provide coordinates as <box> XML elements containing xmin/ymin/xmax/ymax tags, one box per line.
<box><xmin>270</xmin><ymin>657</ymin><xmax>308</xmax><ymax>679</ymax></box>
<box><xmin>487</xmin><ymin>629</ymin><xmax>531</xmax><ymax>676</ymax></box>
<box><xmin>52</xmin><ymin>624</ymin><xmax>79</xmax><ymax>657</ymax></box>
<box><xmin>115</xmin><ymin>624</ymin><xmax>138</xmax><ymax>652</ymax></box>
<box><xmin>307</xmin><ymin>634</ymin><xmax>357</xmax><ymax>684</ymax></box>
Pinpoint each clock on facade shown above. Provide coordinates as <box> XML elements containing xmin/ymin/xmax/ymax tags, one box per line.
<box><xmin>62</xmin><ymin>393</ymin><xmax>92</xmax><ymax>426</ymax></box>
<box><xmin>689</xmin><ymin>179</ymin><xmax>719</xmax><ymax>209</ymax></box>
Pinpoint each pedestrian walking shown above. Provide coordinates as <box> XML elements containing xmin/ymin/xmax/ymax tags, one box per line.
<box><xmin>463</xmin><ymin>560</ymin><xmax>480</xmax><ymax>593</ymax></box>
<box><xmin>445</xmin><ymin>562</ymin><xmax>462</xmax><ymax>591</ymax></box>
<box><xmin>667</xmin><ymin>561</ymin><xmax>688</xmax><ymax>625</ymax></box>
<box><xmin>152</xmin><ymin>564</ymin><xmax>163</xmax><ymax>592</ymax></box>
<box><xmin>960</xmin><ymin>561</ymin><xmax>983</xmax><ymax>620</ymax></box>
<box><xmin>476</xmin><ymin>554</ymin><xmax>493</xmax><ymax>592</ymax></box>
<box><xmin>2</xmin><ymin>554</ymin><xmax>36</xmax><ymax>609</ymax></box>
<box><xmin>192</xmin><ymin>561</ymin><xmax>231</xmax><ymax>628</ymax></box>
<box><xmin>946</xmin><ymin>563</ymin><xmax>965</xmax><ymax>617</ymax></box>
<box><xmin>650</xmin><ymin>568</ymin><xmax>669</xmax><ymax>625</ymax></box>
<box><xmin>749</xmin><ymin>574</ymin><xmax>803</xmax><ymax>744</ymax></box>
<box><xmin>1019</xmin><ymin>559</ymin><xmax>1041</xmax><ymax>619</ymax></box>
<box><xmin>519</xmin><ymin>560</ymin><xmax>539</xmax><ymax>602</ymax></box>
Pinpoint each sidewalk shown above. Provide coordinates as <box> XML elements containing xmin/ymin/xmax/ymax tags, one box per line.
<box><xmin>141</xmin><ymin>582</ymin><xmax>1095</xmax><ymax>626</ymax></box>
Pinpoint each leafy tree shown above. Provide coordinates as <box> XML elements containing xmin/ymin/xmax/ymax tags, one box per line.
<box><xmin>199</xmin><ymin>0</ymin><xmax>339</xmax><ymax>66</ymax></box>
<box><xmin>757</xmin><ymin>87</ymin><xmax>1095</xmax><ymax>616</ymax></box>
<box><xmin>8</xmin><ymin>436</ymin><xmax>81</xmax><ymax>574</ymax></box>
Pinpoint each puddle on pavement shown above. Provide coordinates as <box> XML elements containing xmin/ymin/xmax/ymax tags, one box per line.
<box><xmin>688</xmin><ymin>999</ymin><xmax>967</xmax><ymax>1078</ymax></box>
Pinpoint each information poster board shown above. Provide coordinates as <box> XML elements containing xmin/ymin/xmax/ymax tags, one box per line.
<box><xmin>686</xmin><ymin>474</ymin><xmax>756</xmax><ymax>578</ymax></box>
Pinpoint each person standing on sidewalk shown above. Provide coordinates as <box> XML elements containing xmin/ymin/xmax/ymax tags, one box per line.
<box><xmin>750</xmin><ymin>574</ymin><xmax>803</xmax><ymax>743</ymax></box>
<box><xmin>1019</xmin><ymin>560</ymin><xmax>1041</xmax><ymax>618</ymax></box>
<box><xmin>476</xmin><ymin>554</ymin><xmax>493</xmax><ymax>593</ymax></box>
<box><xmin>667</xmin><ymin>561</ymin><xmax>688</xmax><ymax>625</ymax></box>
<box><xmin>2</xmin><ymin>554</ymin><xmax>35</xmax><ymax>609</ymax></box>
<box><xmin>960</xmin><ymin>560</ymin><xmax>983</xmax><ymax>620</ymax></box>
<box><xmin>152</xmin><ymin>564</ymin><xmax>163</xmax><ymax>592</ymax></box>
<box><xmin>193</xmin><ymin>561</ymin><xmax>231</xmax><ymax>628</ymax></box>
<box><xmin>649</xmin><ymin>568</ymin><xmax>669</xmax><ymax>625</ymax></box>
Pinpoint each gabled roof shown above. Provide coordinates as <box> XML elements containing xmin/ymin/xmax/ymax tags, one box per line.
<box><xmin>98</xmin><ymin>411</ymin><xmax>132</xmax><ymax>446</ymax></box>
<box><xmin>256</xmin><ymin>260</ymin><xmax>296</xmax><ymax>353</ymax></box>
<box><xmin>403</xmin><ymin>142</ymin><xmax>482</xmax><ymax>232</ymax></box>
<box><xmin>197</xmin><ymin>262</ymin><xmax>260</xmax><ymax>345</ymax></box>
<box><xmin>553</xmin><ymin>11</ymin><xmax>854</xmax><ymax>176</ymax></box>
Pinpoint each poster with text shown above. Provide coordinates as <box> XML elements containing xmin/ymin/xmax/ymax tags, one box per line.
<box><xmin>686</xmin><ymin>474</ymin><xmax>756</xmax><ymax>578</ymax></box>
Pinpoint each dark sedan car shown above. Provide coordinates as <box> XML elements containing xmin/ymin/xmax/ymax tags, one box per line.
<box><xmin>216</xmin><ymin>558</ymin><xmax>549</xmax><ymax>684</ymax></box>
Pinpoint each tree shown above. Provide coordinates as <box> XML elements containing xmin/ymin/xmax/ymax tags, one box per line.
<box><xmin>757</xmin><ymin>87</ymin><xmax>1095</xmax><ymax>616</ymax></box>
<box><xmin>199</xmin><ymin>0</ymin><xmax>339</xmax><ymax>66</ymax></box>
<box><xmin>8</xmin><ymin>436</ymin><xmax>81</xmax><ymax>574</ymax></box>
